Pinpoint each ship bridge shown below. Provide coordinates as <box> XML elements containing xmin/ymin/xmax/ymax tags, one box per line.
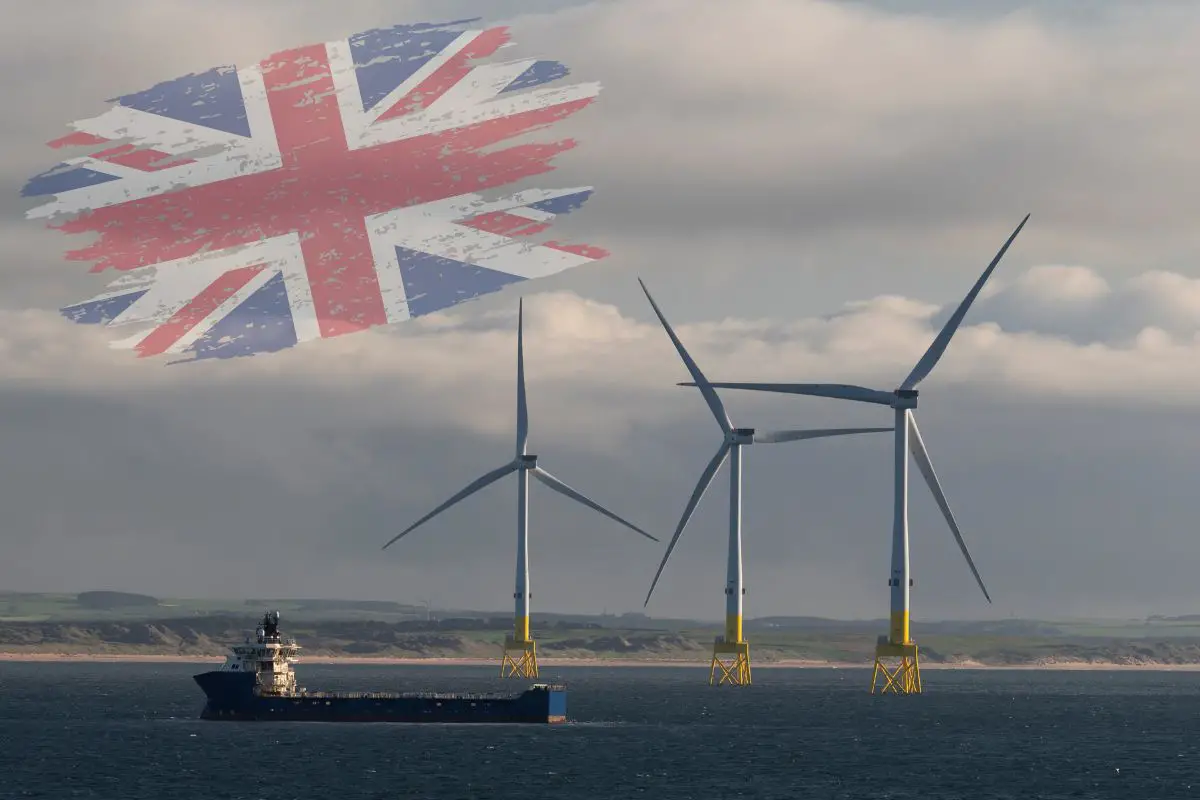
<box><xmin>219</xmin><ymin>611</ymin><xmax>302</xmax><ymax>696</ymax></box>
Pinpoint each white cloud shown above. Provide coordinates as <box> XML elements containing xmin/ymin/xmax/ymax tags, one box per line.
<box><xmin>966</xmin><ymin>266</ymin><xmax>1200</xmax><ymax>350</ymax></box>
<box><xmin>7</xmin><ymin>263</ymin><xmax>1200</xmax><ymax>424</ymax></box>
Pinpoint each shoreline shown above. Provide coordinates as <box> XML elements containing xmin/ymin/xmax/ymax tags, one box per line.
<box><xmin>4</xmin><ymin>652</ymin><xmax>1200</xmax><ymax>671</ymax></box>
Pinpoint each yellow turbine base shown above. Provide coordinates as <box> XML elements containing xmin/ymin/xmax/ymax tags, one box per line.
<box><xmin>871</xmin><ymin>640</ymin><xmax>921</xmax><ymax>694</ymax></box>
<box><xmin>710</xmin><ymin>640</ymin><xmax>751</xmax><ymax>686</ymax></box>
<box><xmin>501</xmin><ymin>637</ymin><xmax>538</xmax><ymax>679</ymax></box>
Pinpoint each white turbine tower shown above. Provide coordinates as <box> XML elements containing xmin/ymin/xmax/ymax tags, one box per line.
<box><xmin>688</xmin><ymin>215</ymin><xmax>1030</xmax><ymax>694</ymax></box>
<box><xmin>638</xmin><ymin>279</ymin><xmax>891</xmax><ymax>685</ymax></box>
<box><xmin>381</xmin><ymin>299</ymin><xmax>658</xmax><ymax>679</ymax></box>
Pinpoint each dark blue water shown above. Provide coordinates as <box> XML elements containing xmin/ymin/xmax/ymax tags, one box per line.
<box><xmin>1</xmin><ymin>662</ymin><xmax>1198</xmax><ymax>799</ymax></box>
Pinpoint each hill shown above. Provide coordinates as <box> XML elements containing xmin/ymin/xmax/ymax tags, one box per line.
<box><xmin>1</xmin><ymin>592</ymin><xmax>1200</xmax><ymax>666</ymax></box>
<box><xmin>76</xmin><ymin>591</ymin><xmax>160</xmax><ymax>609</ymax></box>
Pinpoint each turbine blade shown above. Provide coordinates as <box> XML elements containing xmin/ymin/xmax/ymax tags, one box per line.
<box><xmin>907</xmin><ymin>413</ymin><xmax>992</xmax><ymax>603</ymax></box>
<box><xmin>678</xmin><ymin>382</ymin><xmax>895</xmax><ymax>407</ymax></box>
<box><xmin>644</xmin><ymin>442</ymin><xmax>732</xmax><ymax>607</ymax></box>
<box><xmin>381</xmin><ymin>462</ymin><xmax>518</xmax><ymax>550</ymax></box>
<box><xmin>753</xmin><ymin>426</ymin><xmax>893</xmax><ymax>444</ymax></box>
<box><xmin>900</xmin><ymin>214</ymin><xmax>1030</xmax><ymax>390</ymax></box>
<box><xmin>639</xmin><ymin>278</ymin><xmax>732</xmax><ymax>433</ymax></box>
<box><xmin>516</xmin><ymin>298</ymin><xmax>528</xmax><ymax>456</ymax></box>
<box><xmin>531</xmin><ymin>466</ymin><xmax>658</xmax><ymax>542</ymax></box>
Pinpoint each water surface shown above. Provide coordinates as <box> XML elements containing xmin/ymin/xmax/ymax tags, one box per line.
<box><xmin>1</xmin><ymin>662</ymin><xmax>1196</xmax><ymax>799</ymax></box>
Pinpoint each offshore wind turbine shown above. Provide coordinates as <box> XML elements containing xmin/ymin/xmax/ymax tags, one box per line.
<box><xmin>381</xmin><ymin>299</ymin><xmax>657</xmax><ymax>679</ymax></box>
<box><xmin>686</xmin><ymin>215</ymin><xmax>1030</xmax><ymax>694</ymax></box>
<box><xmin>638</xmin><ymin>279</ymin><xmax>891</xmax><ymax>686</ymax></box>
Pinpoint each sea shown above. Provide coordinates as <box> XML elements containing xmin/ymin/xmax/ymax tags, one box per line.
<box><xmin>1</xmin><ymin>661</ymin><xmax>1197</xmax><ymax>799</ymax></box>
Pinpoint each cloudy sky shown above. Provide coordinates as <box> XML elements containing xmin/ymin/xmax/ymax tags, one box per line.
<box><xmin>2</xmin><ymin>0</ymin><xmax>1200</xmax><ymax>623</ymax></box>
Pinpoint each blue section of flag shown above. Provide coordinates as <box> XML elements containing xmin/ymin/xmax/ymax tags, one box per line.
<box><xmin>188</xmin><ymin>273</ymin><xmax>298</xmax><ymax>360</ymax></box>
<box><xmin>502</xmin><ymin>61</ymin><xmax>570</xmax><ymax>93</ymax></box>
<box><xmin>350</xmin><ymin>19</ymin><xmax>480</xmax><ymax>112</ymax></box>
<box><xmin>113</xmin><ymin>66</ymin><xmax>251</xmax><ymax>138</ymax></box>
<box><xmin>60</xmin><ymin>290</ymin><xmax>148</xmax><ymax>325</ymax></box>
<box><xmin>528</xmin><ymin>190</ymin><xmax>593</xmax><ymax>215</ymax></box>
<box><xmin>397</xmin><ymin>247</ymin><xmax>525</xmax><ymax>317</ymax></box>
<box><xmin>22</xmin><ymin>164</ymin><xmax>121</xmax><ymax>197</ymax></box>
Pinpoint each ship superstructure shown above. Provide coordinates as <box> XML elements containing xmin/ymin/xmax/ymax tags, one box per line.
<box><xmin>216</xmin><ymin>611</ymin><xmax>303</xmax><ymax>697</ymax></box>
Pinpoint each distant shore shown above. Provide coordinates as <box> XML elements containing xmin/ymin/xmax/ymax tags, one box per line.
<box><xmin>4</xmin><ymin>652</ymin><xmax>1200</xmax><ymax>671</ymax></box>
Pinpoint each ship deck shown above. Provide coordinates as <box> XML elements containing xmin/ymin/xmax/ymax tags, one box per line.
<box><xmin>264</xmin><ymin>684</ymin><xmax>566</xmax><ymax>701</ymax></box>
<box><xmin>289</xmin><ymin>691</ymin><xmax>513</xmax><ymax>700</ymax></box>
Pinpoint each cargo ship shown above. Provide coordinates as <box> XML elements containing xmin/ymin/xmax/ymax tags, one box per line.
<box><xmin>193</xmin><ymin>611</ymin><xmax>566</xmax><ymax>723</ymax></box>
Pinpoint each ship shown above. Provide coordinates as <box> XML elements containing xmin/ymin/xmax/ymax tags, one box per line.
<box><xmin>193</xmin><ymin>611</ymin><xmax>567</xmax><ymax>723</ymax></box>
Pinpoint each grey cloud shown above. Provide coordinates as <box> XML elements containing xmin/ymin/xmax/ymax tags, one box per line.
<box><xmin>510</xmin><ymin>0</ymin><xmax>1200</xmax><ymax>319</ymax></box>
<box><xmin>8</xmin><ymin>369</ymin><xmax>1200</xmax><ymax>621</ymax></box>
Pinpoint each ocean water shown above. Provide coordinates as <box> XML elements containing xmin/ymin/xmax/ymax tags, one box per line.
<box><xmin>1</xmin><ymin>662</ymin><xmax>1198</xmax><ymax>799</ymax></box>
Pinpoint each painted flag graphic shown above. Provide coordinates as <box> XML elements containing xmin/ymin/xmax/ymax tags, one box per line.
<box><xmin>22</xmin><ymin>18</ymin><xmax>605</xmax><ymax>362</ymax></box>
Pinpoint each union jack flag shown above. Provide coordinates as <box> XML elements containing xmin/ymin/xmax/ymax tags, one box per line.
<box><xmin>22</xmin><ymin>18</ymin><xmax>605</xmax><ymax>362</ymax></box>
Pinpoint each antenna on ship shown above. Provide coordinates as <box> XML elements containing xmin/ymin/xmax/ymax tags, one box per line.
<box><xmin>381</xmin><ymin>298</ymin><xmax>659</xmax><ymax>679</ymax></box>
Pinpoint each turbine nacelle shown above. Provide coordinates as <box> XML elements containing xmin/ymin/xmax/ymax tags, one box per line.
<box><xmin>728</xmin><ymin>428</ymin><xmax>755</xmax><ymax>445</ymax></box>
<box><xmin>892</xmin><ymin>389</ymin><xmax>919</xmax><ymax>409</ymax></box>
<box><xmin>380</xmin><ymin>297</ymin><xmax>658</xmax><ymax>554</ymax></box>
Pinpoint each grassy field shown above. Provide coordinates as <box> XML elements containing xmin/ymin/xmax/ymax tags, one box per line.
<box><xmin>0</xmin><ymin>591</ymin><xmax>433</xmax><ymax>623</ymax></box>
<box><xmin>2</xmin><ymin>592</ymin><xmax>1200</xmax><ymax>665</ymax></box>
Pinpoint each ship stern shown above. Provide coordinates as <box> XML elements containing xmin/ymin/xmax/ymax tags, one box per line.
<box><xmin>548</xmin><ymin>686</ymin><xmax>567</xmax><ymax>723</ymax></box>
<box><xmin>524</xmin><ymin>683</ymin><xmax>567</xmax><ymax>723</ymax></box>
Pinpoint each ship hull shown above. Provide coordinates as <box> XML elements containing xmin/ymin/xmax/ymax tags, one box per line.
<box><xmin>194</xmin><ymin>671</ymin><xmax>567</xmax><ymax>724</ymax></box>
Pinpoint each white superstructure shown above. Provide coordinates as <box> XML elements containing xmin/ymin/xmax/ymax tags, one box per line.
<box><xmin>217</xmin><ymin>611</ymin><xmax>303</xmax><ymax>696</ymax></box>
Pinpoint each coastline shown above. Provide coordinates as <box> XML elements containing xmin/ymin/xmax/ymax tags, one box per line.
<box><xmin>4</xmin><ymin>652</ymin><xmax>1200</xmax><ymax>671</ymax></box>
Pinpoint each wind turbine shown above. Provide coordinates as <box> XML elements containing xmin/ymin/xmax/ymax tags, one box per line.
<box><xmin>683</xmin><ymin>215</ymin><xmax>1030</xmax><ymax>694</ymax></box>
<box><xmin>638</xmin><ymin>279</ymin><xmax>891</xmax><ymax>686</ymax></box>
<box><xmin>381</xmin><ymin>299</ymin><xmax>658</xmax><ymax>679</ymax></box>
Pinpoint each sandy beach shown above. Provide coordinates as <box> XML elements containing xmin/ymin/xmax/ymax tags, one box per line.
<box><xmin>3</xmin><ymin>652</ymin><xmax>1200</xmax><ymax>670</ymax></box>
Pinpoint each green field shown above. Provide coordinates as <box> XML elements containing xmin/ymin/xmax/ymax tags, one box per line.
<box><xmin>2</xmin><ymin>591</ymin><xmax>1200</xmax><ymax>665</ymax></box>
<box><xmin>0</xmin><ymin>591</ymin><xmax>435</xmax><ymax>622</ymax></box>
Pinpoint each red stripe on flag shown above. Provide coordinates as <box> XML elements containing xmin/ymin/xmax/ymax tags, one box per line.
<box><xmin>261</xmin><ymin>43</ymin><xmax>388</xmax><ymax>337</ymax></box>
<box><xmin>296</xmin><ymin>213</ymin><xmax>387</xmax><ymax>338</ymax></box>
<box><xmin>48</xmin><ymin>132</ymin><xmax>109</xmax><ymax>149</ymax></box>
<box><xmin>542</xmin><ymin>241</ymin><xmax>608</xmax><ymax>259</ymax></box>
<box><xmin>261</xmin><ymin>43</ymin><xmax>350</xmax><ymax>161</ymax></box>
<box><xmin>459</xmin><ymin>211</ymin><xmax>551</xmax><ymax>237</ymax></box>
<box><xmin>92</xmin><ymin>144</ymin><xmax>195</xmax><ymax>172</ymax></box>
<box><xmin>135</xmin><ymin>265</ymin><xmax>265</xmax><ymax>357</ymax></box>
<box><xmin>376</xmin><ymin>27</ymin><xmax>511</xmax><ymax>122</ymax></box>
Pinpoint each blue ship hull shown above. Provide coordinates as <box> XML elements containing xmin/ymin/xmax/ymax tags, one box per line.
<box><xmin>194</xmin><ymin>671</ymin><xmax>567</xmax><ymax>723</ymax></box>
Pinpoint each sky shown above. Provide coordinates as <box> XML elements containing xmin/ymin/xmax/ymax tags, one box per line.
<box><xmin>2</xmin><ymin>0</ymin><xmax>1200</xmax><ymax>623</ymax></box>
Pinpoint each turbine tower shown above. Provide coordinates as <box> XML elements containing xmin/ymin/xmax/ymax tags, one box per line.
<box><xmin>381</xmin><ymin>299</ymin><xmax>657</xmax><ymax>679</ymax></box>
<box><xmin>638</xmin><ymin>279</ymin><xmax>891</xmax><ymax>686</ymax></box>
<box><xmin>684</xmin><ymin>215</ymin><xmax>1030</xmax><ymax>694</ymax></box>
